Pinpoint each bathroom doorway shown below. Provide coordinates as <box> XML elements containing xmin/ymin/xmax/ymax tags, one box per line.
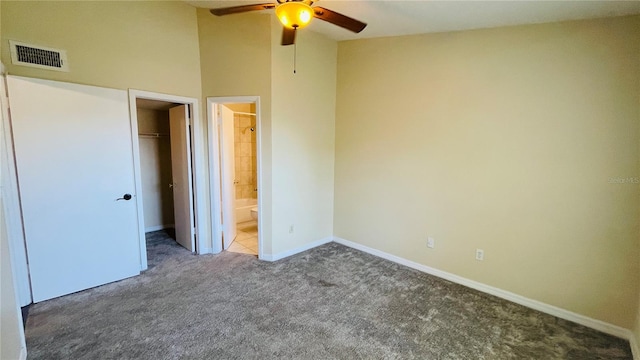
<box><xmin>207</xmin><ymin>97</ymin><xmax>262</xmax><ymax>258</ymax></box>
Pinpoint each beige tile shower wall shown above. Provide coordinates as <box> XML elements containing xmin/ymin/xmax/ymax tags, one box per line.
<box><xmin>233</xmin><ymin>110</ymin><xmax>257</xmax><ymax>200</ymax></box>
<box><xmin>250</xmin><ymin>103</ymin><xmax>257</xmax><ymax>199</ymax></box>
<box><xmin>334</xmin><ymin>15</ymin><xmax>640</xmax><ymax>328</ymax></box>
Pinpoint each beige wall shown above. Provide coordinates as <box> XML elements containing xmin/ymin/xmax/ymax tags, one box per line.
<box><xmin>3</xmin><ymin>0</ymin><xmax>636</xmax><ymax>337</ymax></box>
<box><xmin>197</xmin><ymin>10</ymin><xmax>275</xmax><ymax>253</ymax></box>
<box><xmin>1</xmin><ymin>0</ymin><xmax>208</xmax><ymax>243</ymax></box>
<box><xmin>0</xmin><ymin>200</ymin><xmax>25</xmax><ymax>360</ymax></box>
<box><xmin>634</xmin><ymin>296</ymin><xmax>640</xmax><ymax>352</ymax></box>
<box><xmin>1</xmin><ymin>0</ymin><xmax>336</xmax><ymax>260</ymax></box>
<box><xmin>1</xmin><ymin>1</ymin><xmax>202</xmax><ymax>98</ymax></box>
<box><xmin>197</xmin><ymin>11</ymin><xmax>337</xmax><ymax>255</ymax></box>
<box><xmin>137</xmin><ymin>108</ymin><xmax>175</xmax><ymax>231</ymax></box>
<box><xmin>270</xmin><ymin>17</ymin><xmax>337</xmax><ymax>254</ymax></box>
<box><xmin>334</xmin><ymin>15</ymin><xmax>640</xmax><ymax>328</ymax></box>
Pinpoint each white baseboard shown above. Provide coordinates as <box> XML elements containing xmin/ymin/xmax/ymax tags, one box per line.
<box><xmin>262</xmin><ymin>236</ymin><xmax>333</xmax><ymax>262</ymax></box>
<box><xmin>199</xmin><ymin>247</ymin><xmax>214</xmax><ymax>255</ymax></box>
<box><xmin>20</xmin><ymin>347</ymin><xmax>27</xmax><ymax>360</ymax></box>
<box><xmin>145</xmin><ymin>224</ymin><xmax>174</xmax><ymax>233</ymax></box>
<box><xmin>332</xmin><ymin>236</ymin><xmax>634</xmax><ymax>344</ymax></box>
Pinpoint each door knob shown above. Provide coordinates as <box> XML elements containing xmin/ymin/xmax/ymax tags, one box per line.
<box><xmin>116</xmin><ymin>194</ymin><xmax>132</xmax><ymax>201</ymax></box>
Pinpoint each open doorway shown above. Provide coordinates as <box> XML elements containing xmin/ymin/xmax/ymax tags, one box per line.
<box><xmin>135</xmin><ymin>99</ymin><xmax>194</xmax><ymax>268</ymax></box>
<box><xmin>221</xmin><ymin>103</ymin><xmax>258</xmax><ymax>255</ymax></box>
<box><xmin>129</xmin><ymin>90</ymin><xmax>206</xmax><ymax>270</ymax></box>
<box><xmin>208</xmin><ymin>97</ymin><xmax>263</xmax><ymax>259</ymax></box>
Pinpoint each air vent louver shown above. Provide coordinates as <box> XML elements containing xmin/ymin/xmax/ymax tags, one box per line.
<box><xmin>9</xmin><ymin>40</ymin><xmax>69</xmax><ymax>72</ymax></box>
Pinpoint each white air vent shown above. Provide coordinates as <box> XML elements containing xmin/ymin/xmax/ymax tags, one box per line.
<box><xmin>9</xmin><ymin>40</ymin><xmax>69</xmax><ymax>72</ymax></box>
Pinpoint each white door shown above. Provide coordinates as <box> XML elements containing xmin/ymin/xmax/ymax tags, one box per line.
<box><xmin>0</xmin><ymin>73</ymin><xmax>31</xmax><ymax>306</ymax></box>
<box><xmin>169</xmin><ymin>105</ymin><xmax>195</xmax><ymax>252</ymax></box>
<box><xmin>8</xmin><ymin>76</ymin><xmax>141</xmax><ymax>302</ymax></box>
<box><xmin>220</xmin><ymin>105</ymin><xmax>237</xmax><ymax>250</ymax></box>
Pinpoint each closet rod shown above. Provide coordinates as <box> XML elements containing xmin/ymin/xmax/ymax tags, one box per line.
<box><xmin>234</xmin><ymin>111</ymin><xmax>256</xmax><ymax>116</ymax></box>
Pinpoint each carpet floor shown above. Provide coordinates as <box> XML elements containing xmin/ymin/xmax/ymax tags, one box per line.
<box><xmin>25</xmin><ymin>230</ymin><xmax>632</xmax><ymax>359</ymax></box>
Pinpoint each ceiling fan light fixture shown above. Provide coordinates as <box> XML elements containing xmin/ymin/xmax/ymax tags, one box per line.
<box><xmin>275</xmin><ymin>2</ymin><xmax>314</xmax><ymax>29</ymax></box>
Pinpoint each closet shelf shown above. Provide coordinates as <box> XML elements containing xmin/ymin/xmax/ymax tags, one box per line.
<box><xmin>139</xmin><ymin>132</ymin><xmax>169</xmax><ymax>138</ymax></box>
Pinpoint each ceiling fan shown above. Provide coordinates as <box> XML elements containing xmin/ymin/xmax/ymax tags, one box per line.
<box><xmin>210</xmin><ymin>0</ymin><xmax>367</xmax><ymax>46</ymax></box>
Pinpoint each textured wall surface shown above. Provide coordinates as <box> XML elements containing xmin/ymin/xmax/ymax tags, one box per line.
<box><xmin>334</xmin><ymin>15</ymin><xmax>640</xmax><ymax>328</ymax></box>
<box><xmin>270</xmin><ymin>17</ymin><xmax>337</xmax><ymax>254</ymax></box>
<box><xmin>1</xmin><ymin>1</ymin><xmax>202</xmax><ymax>98</ymax></box>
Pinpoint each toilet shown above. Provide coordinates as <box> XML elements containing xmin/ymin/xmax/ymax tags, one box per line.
<box><xmin>250</xmin><ymin>206</ymin><xmax>258</xmax><ymax>220</ymax></box>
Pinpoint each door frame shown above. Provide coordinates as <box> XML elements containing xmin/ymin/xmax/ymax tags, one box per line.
<box><xmin>128</xmin><ymin>90</ymin><xmax>206</xmax><ymax>270</ymax></box>
<box><xmin>207</xmin><ymin>96</ymin><xmax>263</xmax><ymax>259</ymax></box>
<box><xmin>1</xmin><ymin>66</ymin><xmax>32</xmax><ymax>307</ymax></box>
<box><xmin>0</xmin><ymin>64</ymin><xmax>28</xmax><ymax>358</ymax></box>
<box><xmin>218</xmin><ymin>104</ymin><xmax>238</xmax><ymax>251</ymax></box>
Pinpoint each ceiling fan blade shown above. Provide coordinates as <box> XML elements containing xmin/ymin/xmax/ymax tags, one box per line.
<box><xmin>312</xmin><ymin>7</ymin><xmax>367</xmax><ymax>33</ymax></box>
<box><xmin>281</xmin><ymin>27</ymin><xmax>296</xmax><ymax>46</ymax></box>
<box><xmin>210</xmin><ymin>3</ymin><xmax>275</xmax><ymax>16</ymax></box>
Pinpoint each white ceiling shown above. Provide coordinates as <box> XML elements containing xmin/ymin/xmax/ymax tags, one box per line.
<box><xmin>187</xmin><ymin>0</ymin><xmax>640</xmax><ymax>41</ymax></box>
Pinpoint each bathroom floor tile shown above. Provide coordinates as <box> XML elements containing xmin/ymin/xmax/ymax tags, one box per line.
<box><xmin>239</xmin><ymin>225</ymin><xmax>258</xmax><ymax>233</ymax></box>
<box><xmin>228</xmin><ymin>224</ymin><xmax>258</xmax><ymax>256</ymax></box>
<box><xmin>235</xmin><ymin>232</ymin><xmax>253</xmax><ymax>241</ymax></box>
<box><xmin>227</xmin><ymin>226</ymin><xmax>258</xmax><ymax>255</ymax></box>
<box><xmin>235</xmin><ymin>238</ymin><xmax>254</xmax><ymax>247</ymax></box>
<box><xmin>227</xmin><ymin>242</ymin><xmax>256</xmax><ymax>255</ymax></box>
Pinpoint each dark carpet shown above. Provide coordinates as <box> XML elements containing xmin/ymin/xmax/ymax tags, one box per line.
<box><xmin>25</xmin><ymin>230</ymin><xmax>632</xmax><ymax>359</ymax></box>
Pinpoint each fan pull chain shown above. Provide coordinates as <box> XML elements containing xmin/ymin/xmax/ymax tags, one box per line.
<box><xmin>293</xmin><ymin>29</ymin><xmax>297</xmax><ymax>74</ymax></box>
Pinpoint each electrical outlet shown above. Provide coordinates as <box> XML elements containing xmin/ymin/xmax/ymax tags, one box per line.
<box><xmin>475</xmin><ymin>249</ymin><xmax>484</xmax><ymax>261</ymax></box>
<box><xmin>289</xmin><ymin>225</ymin><xmax>294</xmax><ymax>234</ymax></box>
<box><xmin>427</xmin><ymin>237</ymin><xmax>435</xmax><ymax>249</ymax></box>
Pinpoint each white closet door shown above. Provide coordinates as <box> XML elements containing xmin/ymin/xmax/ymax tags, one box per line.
<box><xmin>8</xmin><ymin>76</ymin><xmax>141</xmax><ymax>302</ymax></box>
<box><xmin>169</xmin><ymin>105</ymin><xmax>195</xmax><ymax>252</ymax></box>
